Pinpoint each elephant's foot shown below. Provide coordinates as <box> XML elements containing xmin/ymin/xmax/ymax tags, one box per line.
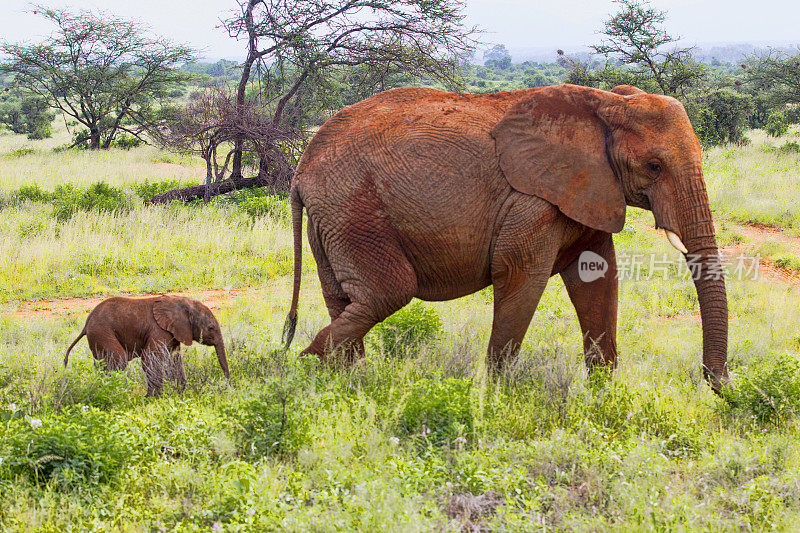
<box><xmin>302</xmin><ymin>329</ymin><xmax>364</xmax><ymax>367</ymax></box>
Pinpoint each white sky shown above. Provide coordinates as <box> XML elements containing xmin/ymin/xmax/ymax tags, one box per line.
<box><xmin>0</xmin><ymin>0</ymin><xmax>798</xmax><ymax>60</ymax></box>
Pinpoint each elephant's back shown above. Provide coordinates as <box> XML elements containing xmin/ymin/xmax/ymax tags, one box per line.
<box><xmin>294</xmin><ymin>88</ymin><xmax>529</xmax><ymax>299</ymax></box>
<box><xmin>294</xmin><ymin>87</ymin><xmax>526</xmax><ymax>210</ymax></box>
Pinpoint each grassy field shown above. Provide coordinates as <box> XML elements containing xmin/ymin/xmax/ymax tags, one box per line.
<box><xmin>705</xmin><ymin>127</ymin><xmax>800</xmax><ymax>232</ymax></box>
<box><xmin>2</xmin><ymin>126</ymin><xmax>800</xmax><ymax>530</ymax></box>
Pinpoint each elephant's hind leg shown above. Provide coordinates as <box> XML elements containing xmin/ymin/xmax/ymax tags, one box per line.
<box><xmin>87</xmin><ymin>331</ymin><xmax>127</xmax><ymax>371</ymax></box>
<box><xmin>302</xmin><ymin>220</ymin><xmax>417</xmax><ymax>363</ymax></box>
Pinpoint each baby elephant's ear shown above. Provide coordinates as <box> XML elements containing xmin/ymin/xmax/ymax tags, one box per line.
<box><xmin>153</xmin><ymin>297</ymin><xmax>193</xmax><ymax>345</ymax></box>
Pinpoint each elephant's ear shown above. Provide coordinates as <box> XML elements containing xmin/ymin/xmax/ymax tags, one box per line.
<box><xmin>491</xmin><ymin>85</ymin><xmax>627</xmax><ymax>233</ymax></box>
<box><xmin>153</xmin><ymin>297</ymin><xmax>193</xmax><ymax>345</ymax></box>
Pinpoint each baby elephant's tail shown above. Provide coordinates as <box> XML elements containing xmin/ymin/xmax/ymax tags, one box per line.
<box><xmin>64</xmin><ymin>329</ymin><xmax>86</xmax><ymax>367</ymax></box>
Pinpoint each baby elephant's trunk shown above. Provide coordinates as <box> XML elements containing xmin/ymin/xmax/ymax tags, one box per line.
<box><xmin>215</xmin><ymin>341</ymin><xmax>230</xmax><ymax>379</ymax></box>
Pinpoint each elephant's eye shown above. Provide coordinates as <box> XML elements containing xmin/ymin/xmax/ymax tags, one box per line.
<box><xmin>647</xmin><ymin>161</ymin><xmax>662</xmax><ymax>174</ymax></box>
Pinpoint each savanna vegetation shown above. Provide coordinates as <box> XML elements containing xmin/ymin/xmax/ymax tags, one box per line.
<box><xmin>2</xmin><ymin>109</ymin><xmax>800</xmax><ymax>532</ymax></box>
<box><xmin>2</xmin><ymin>0</ymin><xmax>800</xmax><ymax>530</ymax></box>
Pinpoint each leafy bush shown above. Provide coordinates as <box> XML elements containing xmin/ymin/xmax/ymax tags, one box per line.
<box><xmin>369</xmin><ymin>300</ymin><xmax>443</xmax><ymax>356</ymax></box>
<box><xmin>765</xmin><ymin>112</ymin><xmax>789</xmax><ymax>138</ymax></box>
<box><xmin>238</xmin><ymin>195</ymin><xmax>291</xmax><ymax>220</ymax></box>
<box><xmin>7</xmin><ymin>147</ymin><xmax>35</xmax><ymax>158</ymax></box>
<box><xmin>111</xmin><ymin>134</ymin><xmax>144</xmax><ymax>150</ymax></box>
<box><xmin>224</xmin><ymin>387</ymin><xmax>311</xmax><ymax>459</ymax></box>
<box><xmin>722</xmin><ymin>355</ymin><xmax>800</xmax><ymax>425</ymax></box>
<box><xmin>28</xmin><ymin>121</ymin><xmax>52</xmax><ymax>140</ymax></box>
<box><xmin>0</xmin><ymin>407</ymin><xmax>141</xmax><ymax>489</ymax></box>
<box><xmin>778</xmin><ymin>141</ymin><xmax>800</xmax><ymax>153</ymax></box>
<box><xmin>51</xmin><ymin>181</ymin><xmax>130</xmax><ymax>221</ymax></box>
<box><xmin>132</xmin><ymin>179</ymin><xmax>193</xmax><ymax>199</ymax></box>
<box><xmin>14</xmin><ymin>184</ymin><xmax>52</xmax><ymax>202</ymax></box>
<box><xmin>687</xmin><ymin>89</ymin><xmax>753</xmax><ymax>147</ymax></box>
<box><xmin>398</xmin><ymin>375</ymin><xmax>473</xmax><ymax>447</ymax></box>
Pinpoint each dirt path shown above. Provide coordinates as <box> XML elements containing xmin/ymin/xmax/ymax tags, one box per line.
<box><xmin>2</xmin><ymin>287</ymin><xmax>272</xmax><ymax>320</ymax></box>
<box><xmin>722</xmin><ymin>222</ymin><xmax>800</xmax><ymax>287</ymax></box>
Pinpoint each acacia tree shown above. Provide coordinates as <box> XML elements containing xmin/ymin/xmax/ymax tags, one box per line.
<box><xmin>592</xmin><ymin>0</ymin><xmax>705</xmax><ymax>96</ymax></box>
<box><xmin>150</xmin><ymin>88</ymin><xmax>300</xmax><ymax>202</ymax></box>
<box><xmin>151</xmin><ymin>0</ymin><xmax>477</xmax><ymax>203</ymax></box>
<box><xmin>745</xmin><ymin>49</ymin><xmax>800</xmax><ymax>106</ymax></box>
<box><xmin>0</xmin><ymin>6</ymin><xmax>194</xmax><ymax>149</ymax></box>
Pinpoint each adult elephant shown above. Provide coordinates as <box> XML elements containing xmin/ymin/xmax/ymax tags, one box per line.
<box><xmin>283</xmin><ymin>83</ymin><xmax>729</xmax><ymax>392</ymax></box>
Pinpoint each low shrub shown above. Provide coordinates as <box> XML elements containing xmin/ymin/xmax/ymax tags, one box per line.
<box><xmin>398</xmin><ymin>375</ymin><xmax>473</xmax><ymax>447</ymax></box>
<box><xmin>51</xmin><ymin>181</ymin><xmax>130</xmax><ymax>221</ymax></box>
<box><xmin>237</xmin><ymin>195</ymin><xmax>291</xmax><ymax>220</ymax></box>
<box><xmin>778</xmin><ymin>141</ymin><xmax>800</xmax><ymax>153</ymax></box>
<box><xmin>765</xmin><ymin>112</ymin><xmax>789</xmax><ymax>138</ymax></box>
<box><xmin>132</xmin><ymin>179</ymin><xmax>193</xmax><ymax>199</ymax></box>
<box><xmin>224</xmin><ymin>386</ymin><xmax>311</xmax><ymax>459</ymax></box>
<box><xmin>0</xmin><ymin>407</ymin><xmax>142</xmax><ymax>489</ymax></box>
<box><xmin>111</xmin><ymin>134</ymin><xmax>144</xmax><ymax>150</ymax></box>
<box><xmin>27</xmin><ymin>122</ymin><xmax>52</xmax><ymax>140</ymax></box>
<box><xmin>370</xmin><ymin>300</ymin><xmax>443</xmax><ymax>356</ymax></box>
<box><xmin>722</xmin><ymin>354</ymin><xmax>800</xmax><ymax>425</ymax></box>
<box><xmin>14</xmin><ymin>184</ymin><xmax>53</xmax><ymax>203</ymax></box>
<box><xmin>7</xmin><ymin>147</ymin><xmax>35</xmax><ymax>158</ymax></box>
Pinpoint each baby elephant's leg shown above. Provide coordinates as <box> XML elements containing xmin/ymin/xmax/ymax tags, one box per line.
<box><xmin>87</xmin><ymin>332</ymin><xmax>128</xmax><ymax>371</ymax></box>
<box><xmin>142</xmin><ymin>339</ymin><xmax>170</xmax><ymax>397</ymax></box>
<box><xmin>170</xmin><ymin>346</ymin><xmax>187</xmax><ymax>391</ymax></box>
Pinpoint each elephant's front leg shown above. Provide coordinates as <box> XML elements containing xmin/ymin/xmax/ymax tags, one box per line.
<box><xmin>559</xmin><ymin>232</ymin><xmax>618</xmax><ymax>369</ymax></box>
<box><xmin>142</xmin><ymin>339</ymin><xmax>169</xmax><ymax>397</ymax></box>
<box><xmin>169</xmin><ymin>346</ymin><xmax>187</xmax><ymax>391</ymax></box>
<box><xmin>487</xmin><ymin>209</ymin><xmax>562</xmax><ymax>372</ymax></box>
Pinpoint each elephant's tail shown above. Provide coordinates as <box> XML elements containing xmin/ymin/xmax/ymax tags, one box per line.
<box><xmin>64</xmin><ymin>329</ymin><xmax>86</xmax><ymax>368</ymax></box>
<box><xmin>282</xmin><ymin>187</ymin><xmax>303</xmax><ymax>349</ymax></box>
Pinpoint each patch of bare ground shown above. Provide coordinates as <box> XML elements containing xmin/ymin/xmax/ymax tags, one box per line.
<box><xmin>153</xmin><ymin>162</ymin><xmax>200</xmax><ymax>176</ymax></box>
<box><xmin>2</xmin><ymin>287</ymin><xmax>271</xmax><ymax>320</ymax></box>
<box><xmin>721</xmin><ymin>222</ymin><xmax>800</xmax><ymax>287</ymax></box>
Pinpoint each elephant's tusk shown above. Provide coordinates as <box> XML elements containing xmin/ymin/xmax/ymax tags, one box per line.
<box><xmin>665</xmin><ymin>230</ymin><xmax>688</xmax><ymax>254</ymax></box>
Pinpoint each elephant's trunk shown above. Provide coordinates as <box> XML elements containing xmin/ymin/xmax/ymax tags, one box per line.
<box><xmin>675</xmin><ymin>168</ymin><xmax>730</xmax><ymax>392</ymax></box>
<box><xmin>215</xmin><ymin>341</ymin><xmax>230</xmax><ymax>379</ymax></box>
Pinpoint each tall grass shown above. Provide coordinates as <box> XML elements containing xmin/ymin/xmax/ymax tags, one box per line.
<box><xmin>705</xmin><ymin>126</ymin><xmax>800</xmax><ymax>231</ymax></box>
<box><xmin>1</xmin><ymin>268</ymin><xmax>800</xmax><ymax>529</ymax></box>
<box><xmin>0</xmin><ymin>123</ymin><xmax>203</xmax><ymax>190</ymax></box>
<box><xmin>0</xmin><ymin>203</ymin><xmax>301</xmax><ymax>302</ymax></box>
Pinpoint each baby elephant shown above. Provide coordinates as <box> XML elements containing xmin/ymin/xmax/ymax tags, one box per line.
<box><xmin>64</xmin><ymin>295</ymin><xmax>229</xmax><ymax>396</ymax></box>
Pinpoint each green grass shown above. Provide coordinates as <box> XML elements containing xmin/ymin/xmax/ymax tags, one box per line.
<box><xmin>1</xmin><ymin>128</ymin><xmax>800</xmax><ymax>529</ymax></box>
<box><xmin>0</xmin><ymin>201</ymin><xmax>303</xmax><ymax>303</ymax></box>
<box><xmin>1</xmin><ymin>268</ymin><xmax>800</xmax><ymax>530</ymax></box>
<box><xmin>0</xmin><ymin>121</ymin><xmax>204</xmax><ymax>190</ymax></box>
<box><xmin>705</xmin><ymin>126</ymin><xmax>800</xmax><ymax>231</ymax></box>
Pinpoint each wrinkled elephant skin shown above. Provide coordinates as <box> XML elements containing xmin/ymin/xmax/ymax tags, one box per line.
<box><xmin>283</xmin><ymin>83</ymin><xmax>729</xmax><ymax>392</ymax></box>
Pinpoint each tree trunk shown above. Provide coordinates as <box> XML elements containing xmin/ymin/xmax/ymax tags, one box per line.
<box><xmin>145</xmin><ymin>171</ymin><xmax>292</xmax><ymax>204</ymax></box>
<box><xmin>89</xmin><ymin>127</ymin><xmax>101</xmax><ymax>150</ymax></box>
